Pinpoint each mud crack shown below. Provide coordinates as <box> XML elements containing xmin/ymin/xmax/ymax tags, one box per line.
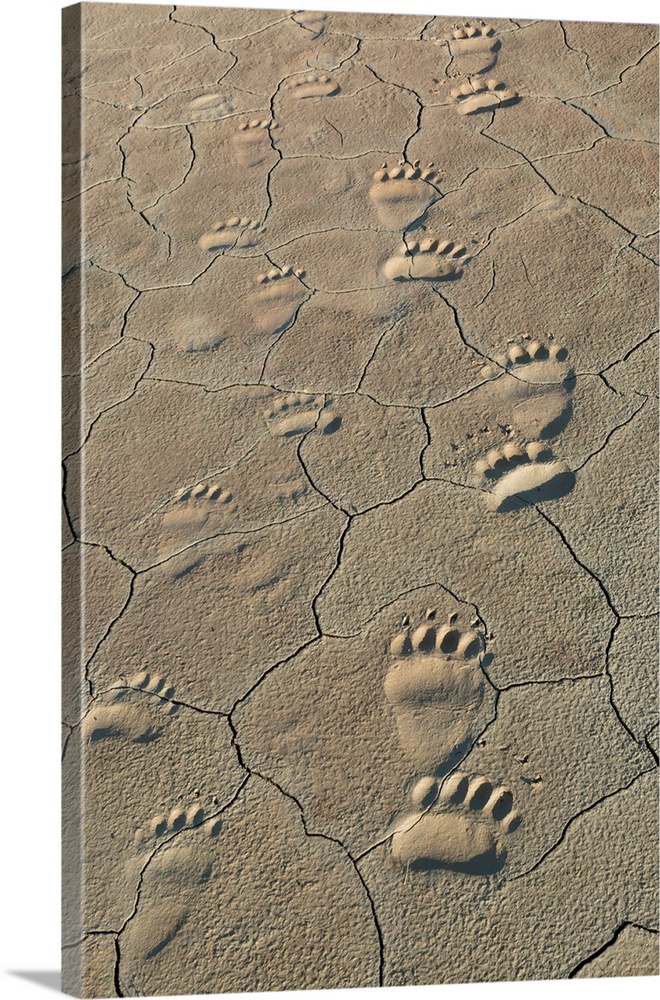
<box><xmin>513</xmin><ymin>767</ymin><xmax>656</xmax><ymax>881</ymax></box>
<box><xmin>568</xmin><ymin>919</ymin><xmax>660</xmax><ymax>978</ymax></box>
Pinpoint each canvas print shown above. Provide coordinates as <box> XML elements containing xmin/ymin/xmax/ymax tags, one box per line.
<box><xmin>62</xmin><ymin>3</ymin><xmax>659</xmax><ymax>996</ymax></box>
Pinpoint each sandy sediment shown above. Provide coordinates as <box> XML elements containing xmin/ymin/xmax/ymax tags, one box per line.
<box><xmin>62</xmin><ymin>5</ymin><xmax>659</xmax><ymax>995</ymax></box>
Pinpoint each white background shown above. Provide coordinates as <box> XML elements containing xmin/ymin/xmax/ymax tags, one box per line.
<box><xmin>0</xmin><ymin>0</ymin><xmax>657</xmax><ymax>998</ymax></box>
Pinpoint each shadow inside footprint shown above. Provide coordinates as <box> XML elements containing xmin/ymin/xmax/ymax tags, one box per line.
<box><xmin>169</xmin><ymin>554</ymin><xmax>206</xmax><ymax>581</ymax></box>
<box><xmin>88</xmin><ymin>723</ymin><xmax>162</xmax><ymax>744</ymax></box>
<box><xmin>408</xmin><ymin>843</ymin><xmax>506</xmax><ymax>876</ymax></box>
<box><xmin>384</xmin><ymin>612</ymin><xmax>494</xmax><ymax>774</ymax></box>
<box><xmin>433</xmin><ymin>737</ymin><xmax>475</xmax><ymax>778</ymax></box>
<box><xmin>142</xmin><ymin>905</ymin><xmax>190</xmax><ymax>961</ymax></box>
<box><xmin>392</xmin><ymin>772</ymin><xmax>521</xmax><ymax>877</ymax></box>
<box><xmin>496</xmin><ymin>467</ymin><xmax>576</xmax><ymax>512</ymax></box>
<box><xmin>538</xmin><ymin>396</ymin><xmax>574</xmax><ymax>440</ymax></box>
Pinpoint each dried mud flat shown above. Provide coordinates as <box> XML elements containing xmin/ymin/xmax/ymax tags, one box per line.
<box><xmin>62</xmin><ymin>5</ymin><xmax>659</xmax><ymax>997</ymax></box>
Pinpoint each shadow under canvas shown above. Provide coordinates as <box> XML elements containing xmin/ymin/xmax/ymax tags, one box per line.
<box><xmin>9</xmin><ymin>971</ymin><xmax>61</xmax><ymax>993</ymax></box>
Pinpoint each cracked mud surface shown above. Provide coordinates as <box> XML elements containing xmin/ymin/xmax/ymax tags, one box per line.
<box><xmin>62</xmin><ymin>5</ymin><xmax>659</xmax><ymax>996</ymax></box>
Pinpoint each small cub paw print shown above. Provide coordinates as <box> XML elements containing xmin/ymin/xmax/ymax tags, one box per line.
<box><xmin>233</xmin><ymin>118</ymin><xmax>276</xmax><ymax>168</ymax></box>
<box><xmin>440</xmin><ymin>23</ymin><xmax>500</xmax><ymax>54</ymax></box>
<box><xmin>474</xmin><ymin>441</ymin><xmax>574</xmax><ymax>512</ymax></box>
<box><xmin>476</xmin><ymin>339</ymin><xmax>574</xmax><ymax>442</ymax></box>
<box><xmin>293</xmin><ymin>10</ymin><xmax>327</xmax><ymax>36</ymax></box>
<box><xmin>391</xmin><ymin>770</ymin><xmax>521</xmax><ymax>875</ymax></box>
<box><xmin>198</xmin><ymin>216</ymin><xmax>265</xmax><ymax>253</ymax></box>
<box><xmin>382</xmin><ymin>237</ymin><xmax>471</xmax><ymax>282</ymax></box>
<box><xmin>369</xmin><ymin>161</ymin><xmax>442</xmax><ymax>230</ymax></box>
<box><xmin>284</xmin><ymin>72</ymin><xmax>339</xmax><ymax>99</ymax></box>
<box><xmin>250</xmin><ymin>265</ymin><xmax>309</xmax><ymax>336</ymax></box>
<box><xmin>82</xmin><ymin>671</ymin><xmax>180</xmax><ymax>744</ymax></box>
<box><xmin>264</xmin><ymin>392</ymin><xmax>341</xmax><ymax>438</ymax></box>
<box><xmin>157</xmin><ymin>481</ymin><xmax>237</xmax><ymax>562</ymax></box>
<box><xmin>435</xmin><ymin>22</ymin><xmax>501</xmax><ymax>76</ymax></box>
<box><xmin>450</xmin><ymin>78</ymin><xmax>520</xmax><ymax>115</ymax></box>
<box><xmin>188</xmin><ymin>93</ymin><xmax>234</xmax><ymax>116</ymax></box>
<box><xmin>384</xmin><ymin>608</ymin><xmax>494</xmax><ymax>774</ymax></box>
